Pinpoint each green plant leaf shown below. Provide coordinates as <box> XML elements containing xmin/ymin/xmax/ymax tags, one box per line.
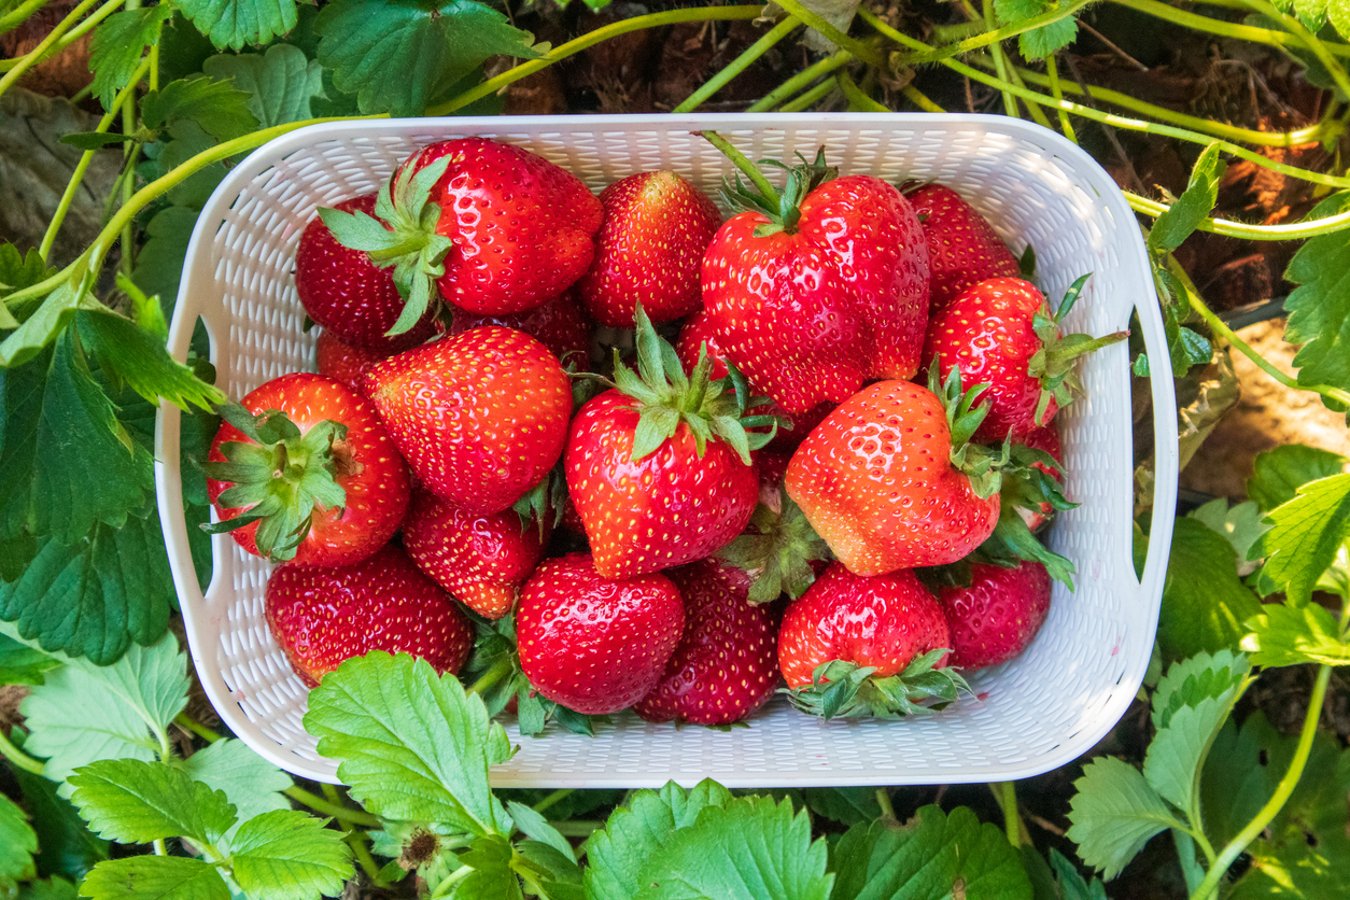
<box><xmin>1241</xmin><ymin>603</ymin><xmax>1350</xmax><ymax>667</ymax></box>
<box><xmin>303</xmin><ymin>651</ymin><xmax>514</xmax><ymax>837</ymax></box>
<box><xmin>801</xmin><ymin>788</ymin><xmax>881</xmax><ymax>827</ymax></box>
<box><xmin>1255</xmin><ymin>473</ymin><xmax>1350</xmax><ymax>604</ymax></box>
<box><xmin>1066</xmin><ymin>757</ymin><xmax>1183</xmax><ymax>879</ymax></box>
<box><xmin>228</xmin><ymin>809</ymin><xmax>352</xmax><ymax>900</ymax></box>
<box><xmin>0</xmin><ymin>633</ymin><xmax>58</xmax><ymax>684</ymax></box>
<box><xmin>68</xmin><ymin>759</ymin><xmax>237</xmax><ymax>846</ymax></box>
<box><xmin>1156</xmin><ymin>517</ymin><xmax>1263</xmax><ymax>660</ymax></box>
<box><xmin>1188</xmin><ymin>499</ymin><xmax>1267</xmax><ymax>570</ymax></box>
<box><xmin>315</xmin><ymin>0</ymin><xmax>537</xmax><ymax>116</ymax></box>
<box><xmin>1247</xmin><ymin>444</ymin><xmax>1347</xmax><ymax>512</ymax></box>
<box><xmin>20</xmin><ymin>877</ymin><xmax>79</xmax><ymax>900</ymax></box>
<box><xmin>1150</xmin><ymin>648</ymin><xmax>1249</xmax><ymax>732</ymax></box>
<box><xmin>173</xmin><ymin>0</ymin><xmax>299</xmax><ymax>51</ymax></box>
<box><xmin>0</xmin><ymin>243</ymin><xmax>55</xmax><ymax>294</ymax></box>
<box><xmin>202</xmin><ymin>44</ymin><xmax>324</xmax><ymax>127</ymax></box>
<box><xmin>0</xmin><ymin>511</ymin><xmax>175</xmax><ymax>664</ymax></box>
<box><xmin>511</xmin><ymin>839</ymin><xmax>584</xmax><ymax>900</ymax></box>
<box><xmin>1142</xmin><ymin>694</ymin><xmax>1235</xmax><ymax>815</ymax></box>
<box><xmin>0</xmin><ymin>793</ymin><xmax>37</xmax><ymax>886</ymax></box>
<box><xmin>828</xmin><ymin>805</ymin><xmax>1032</xmax><ymax>899</ymax></box>
<box><xmin>17</xmin><ymin>630</ymin><xmax>188</xmax><ymax>786</ymax></box>
<box><xmin>633</xmin><ymin>796</ymin><xmax>833</xmax><ymax>900</ymax></box>
<box><xmin>12</xmin><ymin>767</ymin><xmax>109</xmax><ymax>883</ymax></box>
<box><xmin>584</xmin><ymin>780</ymin><xmax>734</xmax><ymax>900</ymax></box>
<box><xmin>1148</xmin><ymin>144</ymin><xmax>1226</xmax><ymax>255</ymax></box>
<box><xmin>504</xmin><ymin>801</ymin><xmax>576</xmax><ymax>864</ymax></box>
<box><xmin>141</xmin><ymin>76</ymin><xmax>259</xmax><ymax>141</ymax></box>
<box><xmin>88</xmin><ymin>7</ymin><xmax>172</xmax><ymax>108</ymax></box>
<box><xmin>1331</xmin><ymin>0</ymin><xmax>1350</xmax><ymax>41</ymax></box>
<box><xmin>75</xmin><ymin>308</ymin><xmax>224</xmax><ymax>412</ymax></box>
<box><xmin>131</xmin><ymin>206</ymin><xmax>201</xmax><ymax>305</ymax></box>
<box><xmin>991</xmin><ymin>0</ymin><xmax>1078</xmax><ymax>59</ymax></box>
<box><xmin>77</xmin><ymin>856</ymin><xmax>230</xmax><ymax>900</ymax></box>
<box><xmin>1284</xmin><ymin>193</ymin><xmax>1350</xmax><ymax>406</ymax></box>
<box><xmin>179</xmin><ymin>739</ymin><xmax>293</xmax><ymax>826</ymax></box>
<box><xmin>441</xmin><ymin>833</ymin><xmax>519</xmax><ymax>899</ymax></box>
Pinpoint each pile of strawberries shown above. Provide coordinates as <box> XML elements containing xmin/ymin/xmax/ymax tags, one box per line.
<box><xmin>205</xmin><ymin>134</ymin><xmax>1121</xmax><ymax>728</ymax></box>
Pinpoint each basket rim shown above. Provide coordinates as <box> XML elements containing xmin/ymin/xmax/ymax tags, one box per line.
<box><xmin>153</xmin><ymin>112</ymin><xmax>1178</xmax><ymax>786</ymax></box>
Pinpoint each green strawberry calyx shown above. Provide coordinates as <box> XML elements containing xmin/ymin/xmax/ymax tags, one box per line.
<box><xmin>606</xmin><ymin>304</ymin><xmax>781</xmax><ymax>465</ymax></box>
<box><xmin>974</xmin><ymin>443</ymin><xmax>1078</xmax><ymax>587</ymax></box>
<box><xmin>319</xmin><ymin>154</ymin><xmax>456</xmax><ymax>338</ymax></box>
<box><xmin>719</xmin><ymin>497</ymin><xmax>830</xmax><ymax>604</ymax></box>
<box><xmin>202</xmin><ymin>402</ymin><xmax>348</xmax><ymax>563</ymax></box>
<box><xmin>786</xmin><ymin>654</ymin><xmax>972</xmax><ymax>720</ymax></box>
<box><xmin>928</xmin><ymin>362</ymin><xmax>1007</xmax><ymax>499</ymax></box>
<box><xmin>1028</xmin><ymin>273</ymin><xmax>1130</xmax><ymax>425</ymax></box>
<box><xmin>696</xmin><ymin>130</ymin><xmax>837</xmax><ymax>237</ymax></box>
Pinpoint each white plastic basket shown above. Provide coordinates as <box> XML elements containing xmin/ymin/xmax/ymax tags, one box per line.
<box><xmin>155</xmin><ymin>113</ymin><xmax>1178</xmax><ymax>787</ymax></box>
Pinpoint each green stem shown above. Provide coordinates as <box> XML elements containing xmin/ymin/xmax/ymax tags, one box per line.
<box><xmin>0</xmin><ymin>728</ymin><xmax>46</xmax><ymax>776</ymax></box>
<box><xmin>747</xmin><ymin>49</ymin><xmax>851</xmax><ymax>112</ymax></box>
<box><xmin>0</xmin><ymin>0</ymin><xmax>102</xmax><ymax>90</ymax></box>
<box><xmin>468</xmin><ymin>655</ymin><xmax>514</xmax><ymax>696</ymax></box>
<box><xmin>874</xmin><ymin>787</ymin><xmax>896</xmax><ymax>821</ymax></box>
<box><xmin>285</xmin><ymin>785</ymin><xmax>382</xmax><ymax>828</ymax></box>
<box><xmin>1172</xmin><ymin>260</ymin><xmax>1350</xmax><ymax>407</ymax></box>
<box><xmin>1111</xmin><ymin>0</ymin><xmax>1350</xmax><ymax>59</ymax></box>
<box><xmin>0</xmin><ymin>0</ymin><xmax>49</xmax><ymax>33</ymax></box>
<box><xmin>773</xmin><ymin>0</ymin><xmax>884</xmax><ymax>66</ymax></box>
<box><xmin>1043</xmin><ymin>54</ymin><xmax>1078</xmax><ymax>143</ymax></box>
<box><xmin>174</xmin><ymin>712</ymin><xmax>224</xmax><ymax>743</ymax></box>
<box><xmin>552</xmin><ymin>819</ymin><xmax>604</xmax><ymax>838</ymax></box>
<box><xmin>153</xmin><ymin>838</ymin><xmax>167</xmax><ymax>856</ymax></box>
<box><xmin>430</xmin><ymin>865</ymin><xmax>473</xmax><ymax>898</ymax></box>
<box><xmin>1128</xmin><ymin>191</ymin><xmax>1350</xmax><ymax>240</ymax></box>
<box><xmin>1245</xmin><ymin>0</ymin><xmax>1350</xmax><ymax>97</ymax></box>
<box><xmin>39</xmin><ymin>57</ymin><xmax>150</xmax><ymax>261</ymax></box>
<box><xmin>120</xmin><ymin>0</ymin><xmax>141</xmax><ymax>279</ymax></box>
<box><xmin>989</xmin><ymin>782</ymin><xmax>1024</xmax><ymax>846</ymax></box>
<box><xmin>674</xmin><ymin>17</ymin><xmax>801</xmax><ymax>113</ymax></box>
<box><xmin>903</xmin><ymin>84</ymin><xmax>945</xmax><ymax>113</ymax></box>
<box><xmin>322</xmin><ymin>782</ymin><xmax>389</xmax><ymax>888</ymax></box>
<box><xmin>778</xmin><ymin>76</ymin><xmax>838</xmax><ymax>112</ymax></box>
<box><xmin>1190</xmin><ymin>664</ymin><xmax>1333</xmax><ymax>900</ymax></box>
<box><xmin>910</xmin><ymin>0</ymin><xmax>1096</xmax><ymax>65</ymax></box>
<box><xmin>532</xmin><ymin>789</ymin><xmax>574</xmax><ymax>815</ymax></box>
<box><xmin>427</xmin><ymin>5</ymin><xmax>764</xmax><ymax>115</ymax></box>
<box><xmin>837</xmin><ymin>70</ymin><xmax>888</xmax><ymax>111</ymax></box>
<box><xmin>696</xmin><ymin>130</ymin><xmax>779</xmax><ymax>202</ymax></box>
<box><xmin>982</xmin><ymin>0</ymin><xmax>1020</xmax><ymax>118</ymax></box>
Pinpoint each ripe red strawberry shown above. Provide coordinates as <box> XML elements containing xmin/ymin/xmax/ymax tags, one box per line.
<box><xmin>565</xmin><ymin>309</ymin><xmax>769</xmax><ymax>579</ymax></box>
<box><xmin>635</xmin><ymin>560</ymin><xmax>779</xmax><ymax>725</ymax></box>
<box><xmin>577</xmin><ymin>171</ymin><xmax>721</xmax><ymax>327</ymax></box>
<box><xmin>296</xmin><ymin>194</ymin><xmax>439</xmax><ymax>352</ymax></box>
<box><xmin>904</xmin><ymin>183</ymin><xmax>1020</xmax><ymax>312</ymax></box>
<box><xmin>362</xmin><ymin>326</ymin><xmax>572</xmax><ymax>515</ymax></box>
<box><xmin>923</xmin><ymin>275</ymin><xmax>1126</xmax><ymax>441</ymax></box>
<box><xmin>516</xmin><ymin>553</ymin><xmax>685</xmax><ymax>715</ymax></box>
<box><xmin>265</xmin><ymin>544</ymin><xmax>472</xmax><ymax>687</ymax></box>
<box><xmin>449</xmin><ymin>292</ymin><xmax>591</xmax><ymax>367</ymax></box>
<box><xmin>401</xmin><ymin>489</ymin><xmax>544</xmax><ymax>620</ymax></box>
<box><xmin>785</xmin><ymin>375</ymin><xmax>1002</xmax><ymax>576</ymax></box>
<box><xmin>205</xmin><ymin>373</ymin><xmax>410</xmax><ymax>566</ymax></box>
<box><xmin>937</xmin><ymin>560</ymin><xmax>1051</xmax><ymax>669</ymax></box>
<box><xmin>700</xmin><ymin>140</ymin><xmax>929</xmax><ymax>415</ymax></box>
<box><xmin>314</xmin><ymin>330</ymin><xmax>388</xmax><ymax>393</ymax></box>
<box><xmin>778</xmin><ymin>564</ymin><xmax>965</xmax><ymax>718</ymax></box>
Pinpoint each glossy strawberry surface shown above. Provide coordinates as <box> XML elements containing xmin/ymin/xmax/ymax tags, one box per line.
<box><xmin>565</xmin><ymin>389</ymin><xmax>758</xmax><ymax>579</ymax></box>
<box><xmin>207</xmin><ymin>373</ymin><xmax>410</xmax><ymax>568</ymax></box>
<box><xmin>778</xmin><ymin>564</ymin><xmax>950</xmax><ymax>689</ymax></box>
<box><xmin>402</xmin><ymin>490</ymin><xmax>545</xmax><ymax>620</ymax></box>
<box><xmin>701</xmin><ymin>175</ymin><xmax>929</xmax><ymax>415</ymax></box>
<box><xmin>315</xmin><ymin>330</ymin><xmax>389</xmax><ymax>394</ymax></box>
<box><xmin>362</xmin><ymin>326</ymin><xmax>572</xmax><ymax>515</ymax></box>
<box><xmin>295</xmin><ymin>194</ymin><xmax>439</xmax><ymax>352</ymax></box>
<box><xmin>635</xmin><ymin>560</ymin><xmax>780</xmax><ymax>725</ymax></box>
<box><xmin>516</xmin><ymin>553</ymin><xmax>685</xmax><ymax>715</ymax></box>
<box><xmin>937</xmin><ymin>560</ymin><xmax>1051</xmax><ymax>669</ymax></box>
<box><xmin>906</xmin><ymin>183</ymin><xmax>1020</xmax><ymax>312</ymax></box>
<box><xmin>405</xmin><ymin>138</ymin><xmax>602</xmax><ymax>315</ymax></box>
<box><xmin>449</xmin><ymin>292</ymin><xmax>592</xmax><ymax>367</ymax></box>
<box><xmin>578</xmin><ymin>171</ymin><xmax>721</xmax><ymax>327</ymax></box>
<box><xmin>265</xmin><ymin>544</ymin><xmax>473</xmax><ymax>687</ymax></box>
<box><xmin>785</xmin><ymin>380</ymin><xmax>1000</xmax><ymax>575</ymax></box>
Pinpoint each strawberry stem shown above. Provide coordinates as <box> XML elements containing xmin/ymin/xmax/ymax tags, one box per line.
<box><xmin>696</xmin><ymin>130</ymin><xmax>780</xmax><ymax>205</ymax></box>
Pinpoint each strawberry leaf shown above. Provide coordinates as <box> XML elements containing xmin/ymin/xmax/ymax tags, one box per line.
<box><xmin>229</xmin><ymin>809</ymin><xmax>353</xmax><ymax>900</ymax></box>
<box><xmin>1147</xmin><ymin>144</ymin><xmax>1225</xmax><ymax>255</ymax></box>
<box><xmin>0</xmin><ymin>793</ymin><xmax>37</xmax><ymax>886</ymax></box>
<box><xmin>829</xmin><ymin>805</ymin><xmax>1032</xmax><ymax>899</ymax></box>
<box><xmin>10</xmin><ymin>766</ymin><xmax>108</xmax><ymax>882</ymax></box>
<box><xmin>316</xmin><ymin>0</ymin><xmax>537</xmax><ymax>116</ymax></box>
<box><xmin>1285</xmin><ymin>193</ymin><xmax>1350</xmax><ymax>411</ymax></box>
<box><xmin>88</xmin><ymin>6</ymin><xmax>172</xmax><ymax>109</ymax></box>
<box><xmin>201</xmin><ymin>44</ymin><xmax>325</xmax><ymax>128</ymax></box>
<box><xmin>79</xmin><ymin>856</ymin><xmax>229</xmax><ymax>900</ymax></box>
<box><xmin>1066</xmin><ymin>757</ymin><xmax>1182</xmax><ymax>880</ymax></box>
<box><xmin>1254</xmin><ymin>472</ymin><xmax>1350</xmax><ymax>605</ymax></box>
<box><xmin>632</xmin><ymin>796</ymin><xmax>833</xmax><ymax>900</ymax></box>
<box><xmin>584</xmin><ymin>780</ymin><xmax>733</xmax><ymax>900</ymax></box>
<box><xmin>304</xmin><ymin>651</ymin><xmax>515</xmax><ymax>838</ymax></box>
<box><xmin>76</xmin><ymin>308</ymin><xmax>225</xmax><ymax>412</ymax></box>
<box><xmin>1246</xmin><ymin>444</ymin><xmax>1347</xmax><ymax>512</ymax></box>
<box><xmin>173</xmin><ymin>0</ymin><xmax>299</xmax><ymax>51</ymax></box>
<box><xmin>179</xmin><ymin>739</ymin><xmax>293</xmax><ymax>827</ymax></box>
<box><xmin>1241</xmin><ymin>603</ymin><xmax>1350</xmax><ymax>668</ymax></box>
<box><xmin>993</xmin><ymin>0</ymin><xmax>1079</xmax><ymax>60</ymax></box>
<box><xmin>1153</xmin><ymin>517</ymin><xmax>1262</xmax><ymax>661</ymax></box>
<box><xmin>141</xmin><ymin>76</ymin><xmax>259</xmax><ymax>141</ymax></box>
<box><xmin>0</xmin><ymin>633</ymin><xmax>57</xmax><ymax>685</ymax></box>
<box><xmin>68</xmin><ymin>759</ymin><xmax>237</xmax><ymax>847</ymax></box>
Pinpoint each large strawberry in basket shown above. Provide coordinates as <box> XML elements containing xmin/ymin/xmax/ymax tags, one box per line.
<box><xmin>699</xmin><ymin>135</ymin><xmax>929</xmax><ymax>415</ymax></box>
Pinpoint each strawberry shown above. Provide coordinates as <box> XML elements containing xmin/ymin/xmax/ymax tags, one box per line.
<box><xmin>205</xmin><ymin>373</ymin><xmax>409</xmax><ymax>566</ymax></box>
<box><xmin>923</xmin><ymin>275</ymin><xmax>1126</xmax><ymax>441</ymax></box>
<box><xmin>777</xmin><ymin>563</ymin><xmax>966</xmax><ymax>718</ymax></box>
<box><xmin>904</xmin><ymin>183</ymin><xmax>1021</xmax><ymax>312</ymax></box>
<box><xmin>516</xmin><ymin>553</ymin><xmax>685</xmax><ymax>715</ymax></box>
<box><xmin>314</xmin><ymin>330</ymin><xmax>388</xmax><ymax>393</ymax></box>
<box><xmin>577</xmin><ymin>171</ymin><xmax>721</xmax><ymax>327</ymax></box>
<box><xmin>785</xmin><ymin>372</ymin><xmax>1003</xmax><ymax>576</ymax></box>
<box><xmin>265</xmin><ymin>544</ymin><xmax>472</xmax><ymax>687</ymax></box>
<box><xmin>565</xmin><ymin>308</ymin><xmax>771</xmax><ymax>579</ymax></box>
<box><xmin>1017</xmin><ymin>424</ymin><xmax>1063</xmax><ymax>532</ymax></box>
<box><xmin>402</xmin><ymin>489</ymin><xmax>544</xmax><ymax>620</ymax></box>
<box><xmin>449</xmin><ymin>292</ymin><xmax>592</xmax><ymax>367</ymax></box>
<box><xmin>362</xmin><ymin>326</ymin><xmax>572</xmax><ymax>515</ymax></box>
<box><xmin>937</xmin><ymin>560</ymin><xmax>1051</xmax><ymax>669</ymax></box>
<box><xmin>635</xmin><ymin>560</ymin><xmax>779</xmax><ymax>725</ymax></box>
<box><xmin>699</xmin><ymin>137</ymin><xmax>929</xmax><ymax>415</ymax></box>
<box><xmin>296</xmin><ymin>194</ymin><xmax>439</xmax><ymax>352</ymax></box>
